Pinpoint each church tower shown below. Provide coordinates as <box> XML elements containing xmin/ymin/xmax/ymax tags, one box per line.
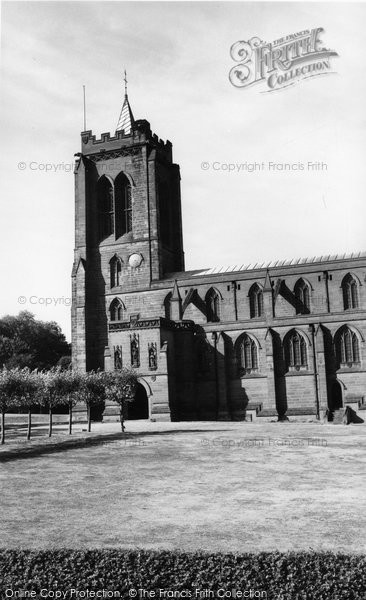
<box><xmin>71</xmin><ymin>79</ymin><xmax>185</xmax><ymax>371</ymax></box>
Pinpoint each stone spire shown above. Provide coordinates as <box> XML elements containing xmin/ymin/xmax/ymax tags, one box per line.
<box><xmin>116</xmin><ymin>70</ymin><xmax>134</xmax><ymax>134</ymax></box>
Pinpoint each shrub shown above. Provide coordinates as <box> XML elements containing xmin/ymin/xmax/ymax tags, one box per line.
<box><xmin>0</xmin><ymin>550</ymin><xmax>365</xmax><ymax>599</ymax></box>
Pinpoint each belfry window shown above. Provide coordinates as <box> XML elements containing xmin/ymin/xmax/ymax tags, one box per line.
<box><xmin>285</xmin><ymin>331</ymin><xmax>308</xmax><ymax>370</ymax></box>
<box><xmin>115</xmin><ymin>173</ymin><xmax>132</xmax><ymax>237</ymax></box>
<box><xmin>97</xmin><ymin>176</ymin><xmax>114</xmax><ymax>240</ymax></box>
<box><xmin>294</xmin><ymin>279</ymin><xmax>310</xmax><ymax>314</ymax></box>
<box><xmin>109</xmin><ymin>298</ymin><xmax>124</xmax><ymax>321</ymax></box>
<box><xmin>335</xmin><ymin>327</ymin><xmax>360</xmax><ymax>366</ymax></box>
<box><xmin>342</xmin><ymin>274</ymin><xmax>359</xmax><ymax>310</ymax></box>
<box><xmin>206</xmin><ymin>289</ymin><xmax>220</xmax><ymax>322</ymax></box>
<box><xmin>238</xmin><ymin>334</ymin><xmax>258</xmax><ymax>375</ymax></box>
<box><xmin>249</xmin><ymin>284</ymin><xmax>263</xmax><ymax>318</ymax></box>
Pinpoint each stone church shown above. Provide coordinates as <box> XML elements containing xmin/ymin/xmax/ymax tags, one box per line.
<box><xmin>72</xmin><ymin>90</ymin><xmax>366</xmax><ymax>422</ymax></box>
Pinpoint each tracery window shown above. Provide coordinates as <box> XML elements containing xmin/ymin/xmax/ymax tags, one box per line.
<box><xmin>110</xmin><ymin>256</ymin><xmax>122</xmax><ymax>288</ymax></box>
<box><xmin>335</xmin><ymin>327</ymin><xmax>360</xmax><ymax>366</ymax></box>
<box><xmin>249</xmin><ymin>284</ymin><xmax>263</xmax><ymax>318</ymax></box>
<box><xmin>206</xmin><ymin>289</ymin><xmax>220</xmax><ymax>322</ymax></box>
<box><xmin>285</xmin><ymin>331</ymin><xmax>308</xmax><ymax>370</ymax></box>
<box><xmin>237</xmin><ymin>334</ymin><xmax>258</xmax><ymax>375</ymax></box>
<box><xmin>294</xmin><ymin>279</ymin><xmax>310</xmax><ymax>314</ymax></box>
<box><xmin>342</xmin><ymin>274</ymin><xmax>359</xmax><ymax>310</ymax></box>
<box><xmin>97</xmin><ymin>176</ymin><xmax>114</xmax><ymax>240</ymax></box>
<box><xmin>115</xmin><ymin>173</ymin><xmax>132</xmax><ymax>237</ymax></box>
<box><xmin>110</xmin><ymin>298</ymin><xmax>123</xmax><ymax>321</ymax></box>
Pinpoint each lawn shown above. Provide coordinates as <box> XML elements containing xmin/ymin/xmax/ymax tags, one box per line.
<box><xmin>1</xmin><ymin>419</ymin><xmax>366</xmax><ymax>553</ymax></box>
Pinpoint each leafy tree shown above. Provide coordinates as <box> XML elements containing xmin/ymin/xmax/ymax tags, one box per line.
<box><xmin>1</xmin><ymin>367</ymin><xmax>42</xmax><ymax>440</ymax></box>
<box><xmin>53</xmin><ymin>369</ymin><xmax>82</xmax><ymax>435</ymax></box>
<box><xmin>0</xmin><ymin>368</ymin><xmax>44</xmax><ymax>442</ymax></box>
<box><xmin>42</xmin><ymin>369</ymin><xmax>71</xmax><ymax>437</ymax></box>
<box><xmin>0</xmin><ymin>367</ymin><xmax>139</xmax><ymax>444</ymax></box>
<box><xmin>0</xmin><ymin>369</ymin><xmax>15</xmax><ymax>444</ymax></box>
<box><xmin>11</xmin><ymin>369</ymin><xmax>41</xmax><ymax>440</ymax></box>
<box><xmin>78</xmin><ymin>371</ymin><xmax>106</xmax><ymax>432</ymax></box>
<box><xmin>0</xmin><ymin>311</ymin><xmax>70</xmax><ymax>371</ymax></box>
<box><xmin>104</xmin><ymin>368</ymin><xmax>138</xmax><ymax>432</ymax></box>
<box><xmin>56</xmin><ymin>369</ymin><xmax>82</xmax><ymax>435</ymax></box>
<box><xmin>0</xmin><ymin>337</ymin><xmax>12</xmax><ymax>364</ymax></box>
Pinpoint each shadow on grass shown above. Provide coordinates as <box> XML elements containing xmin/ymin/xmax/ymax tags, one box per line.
<box><xmin>4</xmin><ymin>422</ymin><xmax>69</xmax><ymax>430</ymax></box>
<box><xmin>0</xmin><ymin>429</ymin><xmax>228</xmax><ymax>463</ymax></box>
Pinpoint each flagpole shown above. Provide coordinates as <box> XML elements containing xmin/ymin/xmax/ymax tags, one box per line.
<box><xmin>83</xmin><ymin>85</ymin><xmax>86</xmax><ymax>131</ymax></box>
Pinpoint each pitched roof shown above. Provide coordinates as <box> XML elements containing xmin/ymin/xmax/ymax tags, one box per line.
<box><xmin>163</xmin><ymin>251</ymin><xmax>366</xmax><ymax>280</ymax></box>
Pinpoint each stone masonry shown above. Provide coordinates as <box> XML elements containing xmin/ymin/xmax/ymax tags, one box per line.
<box><xmin>72</xmin><ymin>95</ymin><xmax>366</xmax><ymax>422</ymax></box>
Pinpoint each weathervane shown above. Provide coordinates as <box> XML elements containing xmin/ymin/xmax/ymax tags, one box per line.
<box><xmin>124</xmin><ymin>69</ymin><xmax>128</xmax><ymax>96</ymax></box>
<box><xmin>116</xmin><ymin>69</ymin><xmax>134</xmax><ymax>133</ymax></box>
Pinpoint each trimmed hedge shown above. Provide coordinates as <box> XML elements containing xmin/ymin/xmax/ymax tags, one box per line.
<box><xmin>0</xmin><ymin>550</ymin><xmax>365</xmax><ymax>599</ymax></box>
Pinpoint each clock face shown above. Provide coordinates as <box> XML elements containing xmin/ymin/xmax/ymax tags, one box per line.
<box><xmin>128</xmin><ymin>253</ymin><xmax>143</xmax><ymax>268</ymax></box>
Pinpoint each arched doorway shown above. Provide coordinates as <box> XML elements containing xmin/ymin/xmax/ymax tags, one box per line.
<box><xmin>127</xmin><ymin>382</ymin><xmax>149</xmax><ymax>419</ymax></box>
<box><xmin>329</xmin><ymin>380</ymin><xmax>343</xmax><ymax>412</ymax></box>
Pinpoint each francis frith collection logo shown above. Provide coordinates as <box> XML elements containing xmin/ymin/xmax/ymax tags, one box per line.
<box><xmin>229</xmin><ymin>28</ymin><xmax>338</xmax><ymax>92</ymax></box>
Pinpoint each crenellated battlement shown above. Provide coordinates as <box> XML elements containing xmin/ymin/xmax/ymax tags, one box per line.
<box><xmin>81</xmin><ymin>119</ymin><xmax>172</xmax><ymax>159</ymax></box>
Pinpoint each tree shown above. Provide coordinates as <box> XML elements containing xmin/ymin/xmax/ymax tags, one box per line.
<box><xmin>0</xmin><ymin>369</ymin><xmax>16</xmax><ymax>444</ymax></box>
<box><xmin>0</xmin><ymin>311</ymin><xmax>70</xmax><ymax>371</ymax></box>
<box><xmin>42</xmin><ymin>369</ymin><xmax>70</xmax><ymax>437</ymax></box>
<box><xmin>10</xmin><ymin>368</ymin><xmax>41</xmax><ymax>440</ymax></box>
<box><xmin>104</xmin><ymin>368</ymin><xmax>138</xmax><ymax>432</ymax></box>
<box><xmin>0</xmin><ymin>369</ymin><xmax>45</xmax><ymax>441</ymax></box>
<box><xmin>0</xmin><ymin>367</ymin><xmax>139</xmax><ymax>444</ymax></box>
<box><xmin>58</xmin><ymin>369</ymin><xmax>82</xmax><ymax>435</ymax></box>
<box><xmin>78</xmin><ymin>371</ymin><xmax>106</xmax><ymax>432</ymax></box>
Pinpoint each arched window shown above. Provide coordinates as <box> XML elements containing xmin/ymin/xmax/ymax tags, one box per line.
<box><xmin>294</xmin><ymin>279</ymin><xmax>310</xmax><ymax>314</ymax></box>
<box><xmin>109</xmin><ymin>298</ymin><xmax>124</xmax><ymax>322</ymax></box>
<box><xmin>110</xmin><ymin>256</ymin><xmax>122</xmax><ymax>288</ymax></box>
<box><xmin>97</xmin><ymin>176</ymin><xmax>114</xmax><ymax>240</ymax></box>
<box><xmin>237</xmin><ymin>334</ymin><xmax>258</xmax><ymax>374</ymax></box>
<box><xmin>335</xmin><ymin>326</ymin><xmax>360</xmax><ymax>366</ymax></box>
<box><xmin>249</xmin><ymin>284</ymin><xmax>263</xmax><ymax>318</ymax></box>
<box><xmin>285</xmin><ymin>330</ymin><xmax>308</xmax><ymax>370</ymax></box>
<box><xmin>115</xmin><ymin>173</ymin><xmax>132</xmax><ymax>238</ymax></box>
<box><xmin>206</xmin><ymin>288</ymin><xmax>220</xmax><ymax>322</ymax></box>
<box><xmin>164</xmin><ymin>292</ymin><xmax>172</xmax><ymax>320</ymax></box>
<box><xmin>342</xmin><ymin>274</ymin><xmax>359</xmax><ymax>310</ymax></box>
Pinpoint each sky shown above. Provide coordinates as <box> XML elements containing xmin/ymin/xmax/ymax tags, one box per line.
<box><xmin>0</xmin><ymin>1</ymin><xmax>365</xmax><ymax>341</ymax></box>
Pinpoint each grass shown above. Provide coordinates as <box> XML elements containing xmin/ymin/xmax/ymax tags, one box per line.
<box><xmin>0</xmin><ymin>420</ymin><xmax>366</xmax><ymax>553</ymax></box>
